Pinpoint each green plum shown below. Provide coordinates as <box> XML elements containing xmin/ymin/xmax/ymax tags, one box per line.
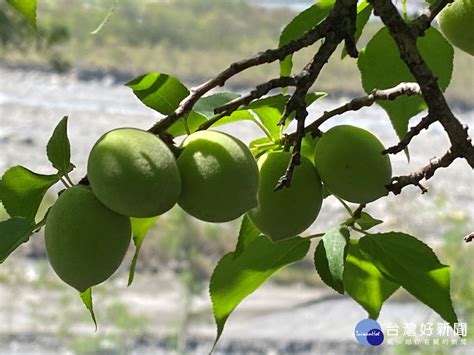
<box><xmin>87</xmin><ymin>128</ymin><xmax>181</xmax><ymax>217</ymax></box>
<box><xmin>247</xmin><ymin>151</ymin><xmax>323</xmax><ymax>241</ymax></box>
<box><xmin>177</xmin><ymin>130</ymin><xmax>259</xmax><ymax>223</ymax></box>
<box><xmin>314</xmin><ymin>125</ymin><xmax>392</xmax><ymax>204</ymax></box>
<box><xmin>45</xmin><ymin>186</ymin><xmax>131</xmax><ymax>292</ymax></box>
<box><xmin>439</xmin><ymin>0</ymin><xmax>474</xmax><ymax>56</ymax></box>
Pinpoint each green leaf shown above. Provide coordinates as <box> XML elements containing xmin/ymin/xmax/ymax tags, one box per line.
<box><xmin>359</xmin><ymin>232</ymin><xmax>458</xmax><ymax>326</ymax></box>
<box><xmin>210</xmin><ymin>236</ymin><xmax>310</xmax><ymax>347</ymax></box>
<box><xmin>356</xmin><ymin>212</ymin><xmax>383</xmax><ymax>231</ymax></box>
<box><xmin>300</xmin><ymin>133</ymin><xmax>319</xmax><ymax>164</ymax></box>
<box><xmin>305</xmin><ymin>92</ymin><xmax>327</xmax><ymax>107</ymax></box>
<box><xmin>358</xmin><ymin>27</ymin><xmax>453</xmax><ymax>139</ymax></box>
<box><xmin>209</xmin><ymin>109</ymin><xmax>255</xmax><ymax>128</ymax></box>
<box><xmin>128</xmin><ymin>216</ymin><xmax>158</xmax><ymax>286</ymax></box>
<box><xmin>342</xmin><ymin>1</ymin><xmax>372</xmax><ymax>59</ymax></box>
<box><xmin>166</xmin><ymin>93</ymin><xmax>241</xmax><ymax>137</ymax></box>
<box><xmin>250</xmin><ymin>93</ymin><xmax>326</xmax><ymax>139</ymax></box>
<box><xmin>0</xmin><ymin>217</ymin><xmax>35</xmax><ymax>263</ymax></box>
<box><xmin>0</xmin><ymin>166</ymin><xmax>59</xmax><ymax>220</ymax></box>
<box><xmin>344</xmin><ymin>240</ymin><xmax>399</xmax><ymax>319</ymax></box>
<box><xmin>166</xmin><ymin>111</ymin><xmax>208</xmax><ymax>137</ymax></box>
<box><xmin>314</xmin><ymin>225</ymin><xmax>350</xmax><ymax>294</ymax></box>
<box><xmin>279</xmin><ymin>0</ymin><xmax>334</xmax><ymax>77</ymax></box>
<box><xmin>249</xmin><ymin>95</ymin><xmax>288</xmax><ymax>139</ymax></box>
<box><xmin>46</xmin><ymin>116</ymin><xmax>74</xmax><ymax>175</ymax></box>
<box><xmin>7</xmin><ymin>0</ymin><xmax>36</xmax><ymax>29</ymax></box>
<box><xmin>249</xmin><ymin>137</ymin><xmax>280</xmax><ymax>158</ymax></box>
<box><xmin>194</xmin><ymin>92</ymin><xmax>240</xmax><ymax>118</ymax></box>
<box><xmin>234</xmin><ymin>215</ymin><xmax>260</xmax><ymax>259</ymax></box>
<box><xmin>126</xmin><ymin>72</ymin><xmax>189</xmax><ymax>115</ymax></box>
<box><xmin>80</xmin><ymin>288</ymin><xmax>98</xmax><ymax>330</ymax></box>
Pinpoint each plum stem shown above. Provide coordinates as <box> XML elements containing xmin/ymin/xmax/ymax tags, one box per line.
<box><xmin>334</xmin><ymin>195</ymin><xmax>354</xmax><ymax>218</ymax></box>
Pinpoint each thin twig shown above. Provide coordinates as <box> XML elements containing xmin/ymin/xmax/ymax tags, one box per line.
<box><xmin>214</xmin><ymin>77</ymin><xmax>297</xmax><ymax>115</ymax></box>
<box><xmin>369</xmin><ymin>0</ymin><xmax>474</xmax><ymax>168</ymax></box>
<box><xmin>275</xmin><ymin>34</ymin><xmax>341</xmax><ymax>190</ymax></box>
<box><xmin>148</xmin><ymin>19</ymin><xmax>331</xmax><ymax>134</ymax></box>
<box><xmin>387</xmin><ymin>148</ymin><xmax>459</xmax><ymax>194</ymax></box>
<box><xmin>198</xmin><ymin>76</ymin><xmax>297</xmax><ymax>130</ymax></box>
<box><xmin>303</xmin><ymin>232</ymin><xmax>325</xmax><ymax>240</ymax></box>
<box><xmin>383</xmin><ymin>114</ymin><xmax>436</xmax><ymax>155</ymax></box>
<box><xmin>410</xmin><ymin>0</ymin><xmax>454</xmax><ymax>36</ymax></box>
<box><xmin>353</xmin><ymin>204</ymin><xmax>366</xmax><ymax>219</ymax></box>
<box><xmin>285</xmin><ymin>82</ymin><xmax>422</xmax><ymax>143</ymax></box>
<box><xmin>275</xmin><ymin>0</ymin><xmax>358</xmax><ymax>190</ymax></box>
<box><xmin>334</xmin><ymin>195</ymin><xmax>355</xmax><ymax>217</ymax></box>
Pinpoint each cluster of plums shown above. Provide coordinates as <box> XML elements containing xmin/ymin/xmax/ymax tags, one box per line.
<box><xmin>45</xmin><ymin>125</ymin><xmax>391</xmax><ymax>292</ymax></box>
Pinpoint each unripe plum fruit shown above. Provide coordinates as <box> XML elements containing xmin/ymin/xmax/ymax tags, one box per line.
<box><xmin>177</xmin><ymin>130</ymin><xmax>259</xmax><ymax>223</ymax></box>
<box><xmin>439</xmin><ymin>0</ymin><xmax>474</xmax><ymax>56</ymax></box>
<box><xmin>87</xmin><ymin>128</ymin><xmax>181</xmax><ymax>217</ymax></box>
<box><xmin>314</xmin><ymin>125</ymin><xmax>391</xmax><ymax>204</ymax></box>
<box><xmin>45</xmin><ymin>186</ymin><xmax>131</xmax><ymax>292</ymax></box>
<box><xmin>247</xmin><ymin>151</ymin><xmax>323</xmax><ymax>241</ymax></box>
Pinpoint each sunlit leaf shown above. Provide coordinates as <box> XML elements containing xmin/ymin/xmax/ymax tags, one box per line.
<box><xmin>210</xmin><ymin>236</ymin><xmax>310</xmax><ymax>348</ymax></box>
<box><xmin>234</xmin><ymin>215</ymin><xmax>260</xmax><ymax>259</ymax></box>
<box><xmin>193</xmin><ymin>92</ymin><xmax>240</xmax><ymax>118</ymax></box>
<box><xmin>249</xmin><ymin>137</ymin><xmax>281</xmax><ymax>158</ymax></box>
<box><xmin>359</xmin><ymin>232</ymin><xmax>458</xmax><ymax>326</ymax></box>
<box><xmin>128</xmin><ymin>216</ymin><xmax>158</xmax><ymax>286</ymax></box>
<box><xmin>314</xmin><ymin>225</ymin><xmax>350</xmax><ymax>294</ymax></box>
<box><xmin>126</xmin><ymin>72</ymin><xmax>189</xmax><ymax>115</ymax></box>
<box><xmin>80</xmin><ymin>288</ymin><xmax>98</xmax><ymax>330</ymax></box>
<box><xmin>250</xmin><ymin>93</ymin><xmax>327</xmax><ymax>139</ymax></box>
<box><xmin>344</xmin><ymin>240</ymin><xmax>399</xmax><ymax>319</ymax></box>
<box><xmin>7</xmin><ymin>0</ymin><xmax>36</xmax><ymax>29</ymax></box>
<box><xmin>279</xmin><ymin>0</ymin><xmax>335</xmax><ymax>77</ymax></box>
<box><xmin>249</xmin><ymin>95</ymin><xmax>288</xmax><ymax>139</ymax></box>
<box><xmin>166</xmin><ymin>111</ymin><xmax>207</xmax><ymax>137</ymax></box>
<box><xmin>0</xmin><ymin>166</ymin><xmax>59</xmax><ymax>220</ymax></box>
<box><xmin>358</xmin><ymin>27</ymin><xmax>453</xmax><ymax>139</ymax></box>
<box><xmin>167</xmin><ymin>92</ymin><xmax>242</xmax><ymax>136</ymax></box>
<box><xmin>209</xmin><ymin>109</ymin><xmax>255</xmax><ymax>127</ymax></box>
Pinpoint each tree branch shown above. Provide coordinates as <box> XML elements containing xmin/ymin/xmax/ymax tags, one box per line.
<box><xmin>275</xmin><ymin>34</ymin><xmax>340</xmax><ymax>190</ymax></box>
<box><xmin>215</xmin><ymin>77</ymin><xmax>297</xmax><ymax>115</ymax></box>
<box><xmin>148</xmin><ymin>18</ymin><xmax>331</xmax><ymax>134</ymax></box>
<box><xmin>387</xmin><ymin>148</ymin><xmax>460</xmax><ymax>194</ymax></box>
<box><xmin>369</xmin><ymin>0</ymin><xmax>474</xmax><ymax>169</ymax></box>
<box><xmin>410</xmin><ymin>0</ymin><xmax>453</xmax><ymax>36</ymax></box>
<box><xmin>197</xmin><ymin>77</ymin><xmax>298</xmax><ymax>131</ymax></box>
<box><xmin>275</xmin><ymin>0</ymin><xmax>358</xmax><ymax>190</ymax></box>
<box><xmin>284</xmin><ymin>82</ymin><xmax>422</xmax><ymax>143</ymax></box>
<box><xmin>383</xmin><ymin>114</ymin><xmax>436</xmax><ymax>155</ymax></box>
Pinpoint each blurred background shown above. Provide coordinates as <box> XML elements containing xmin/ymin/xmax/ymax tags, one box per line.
<box><xmin>0</xmin><ymin>0</ymin><xmax>472</xmax><ymax>354</ymax></box>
